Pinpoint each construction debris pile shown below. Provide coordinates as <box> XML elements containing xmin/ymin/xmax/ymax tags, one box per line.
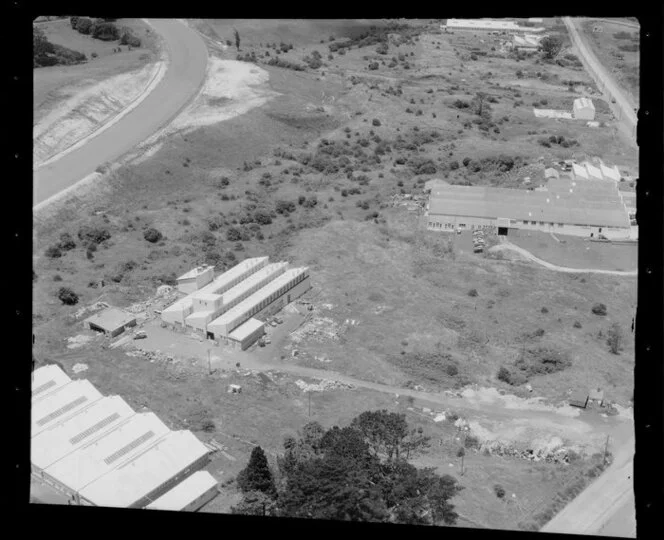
<box><xmin>475</xmin><ymin>439</ymin><xmax>576</xmax><ymax>465</ymax></box>
<box><xmin>66</xmin><ymin>334</ymin><xmax>96</xmax><ymax>349</ymax></box>
<box><xmin>294</xmin><ymin>379</ymin><xmax>355</xmax><ymax>392</ymax></box>
<box><xmin>290</xmin><ymin>316</ymin><xmax>343</xmax><ymax>343</ymax></box>
<box><xmin>126</xmin><ymin>288</ymin><xmax>179</xmax><ymax>318</ymax></box>
<box><xmin>125</xmin><ymin>348</ymin><xmax>175</xmax><ymax>363</ymax></box>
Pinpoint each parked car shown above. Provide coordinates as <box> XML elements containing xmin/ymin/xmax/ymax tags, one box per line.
<box><xmin>133</xmin><ymin>330</ymin><xmax>147</xmax><ymax>340</ymax></box>
<box><xmin>270</xmin><ymin>321</ymin><xmax>278</xmax><ymax>327</ymax></box>
<box><xmin>275</xmin><ymin>318</ymin><xmax>283</xmax><ymax>325</ymax></box>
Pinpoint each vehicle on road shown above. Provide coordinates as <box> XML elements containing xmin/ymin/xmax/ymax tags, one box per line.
<box><xmin>133</xmin><ymin>330</ymin><xmax>147</xmax><ymax>340</ymax></box>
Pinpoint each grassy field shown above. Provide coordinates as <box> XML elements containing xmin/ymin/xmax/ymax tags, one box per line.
<box><xmin>508</xmin><ymin>229</ymin><xmax>637</xmax><ymax>272</ymax></box>
<box><xmin>34</xmin><ymin>18</ymin><xmax>159</xmax><ymax>123</ymax></box>
<box><xmin>580</xmin><ymin>19</ymin><xmax>639</xmax><ymax>108</ymax></box>
<box><xmin>33</xmin><ymin>18</ymin><xmax>637</xmax><ymax>528</ymax></box>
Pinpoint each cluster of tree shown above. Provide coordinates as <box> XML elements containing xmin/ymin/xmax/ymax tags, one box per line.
<box><xmin>498</xmin><ymin>345</ymin><xmax>573</xmax><ymax>386</ymax></box>
<box><xmin>33</xmin><ymin>26</ymin><xmax>86</xmax><ymax>67</ymax></box>
<box><xmin>231</xmin><ymin>411</ymin><xmax>463</xmax><ymax>525</ymax></box>
<box><xmin>539</xmin><ymin>35</ymin><xmax>564</xmax><ymax>60</ymax></box>
<box><xmin>70</xmin><ymin>17</ymin><xmax>141</xmax><ymax>47</ymax></box>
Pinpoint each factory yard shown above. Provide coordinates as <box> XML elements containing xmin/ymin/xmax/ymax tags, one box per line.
<box><xmin>32</xmin><ymin>16</ymin><xmax>637</xmax><ymax>532</ymax></box>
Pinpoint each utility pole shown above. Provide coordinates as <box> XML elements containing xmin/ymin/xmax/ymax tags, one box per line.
<box><xmin>603</xmin><ymin>435</ymin><xmax>610</xmax><ymax>465</ymax></box>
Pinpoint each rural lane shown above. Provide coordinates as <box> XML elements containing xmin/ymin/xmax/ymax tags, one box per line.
<box><xmin>562</xmin><ymin>17</ymin><xmax>637</xmax><ymax>144</ymax></box>
<box><xmin>33</xmin><ymin>19</ymin><xmax>209</xmax><ymax>208</ymax></box>
<box><xmin>494</xmin><ymin>242</ymin><xmax>638</xmax><ymax>276</ymax></box>
<box><xmin>540</xmin><ymin>434</ymin><xmax>635</xmax><ymax>536</ymax></box>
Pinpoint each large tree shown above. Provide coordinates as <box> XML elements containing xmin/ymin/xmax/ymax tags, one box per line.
<box><xmin>231</xmin><ymin>490</ymin><xmax>278</xmax><ymax>516</ymax></box>
<box><xmin>237</xmin><ymin>446</ymin><xmax>276</xmax><ymax>497</ymax></box>
<box><xmin>540</xmin><ymin>35</ymin><xmax>564</xmax><ymax>60</ymax></box>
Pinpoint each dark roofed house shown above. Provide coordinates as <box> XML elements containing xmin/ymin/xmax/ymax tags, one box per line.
<box><xmin>569</xmin><ymin>390</ymin><xmax>589</xmax><ymax>409</ymax></box>
<box><xmin>84</xmin><ymin>308</ymin><xmax>137</xmax><ymax>338</ymax></box>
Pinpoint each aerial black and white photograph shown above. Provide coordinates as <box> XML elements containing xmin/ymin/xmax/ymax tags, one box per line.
<box><xmin>30</xmin><ymin>14</ymin><xmax>646</xmax><ymax>535</ymax></box>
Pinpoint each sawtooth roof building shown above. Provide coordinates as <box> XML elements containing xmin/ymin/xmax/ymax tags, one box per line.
<box><xmin>426</xmin><ymin>176</ymin><xmax>632</xmax><ymax>238</ymax></box>
<box><xmin>162</xmin><ymin>256</ymin><xmax>311</xmax><ymax>350</ymax></box>
<box><xmin>31</xmin><ymin>364</ymin><xmax>215</xmax><ymax>510</ymax></box>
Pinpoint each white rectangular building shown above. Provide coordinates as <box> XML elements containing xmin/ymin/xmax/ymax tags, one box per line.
<box><xmin>32</xmin><ymin>380</ymin><xmax>103</xmax><ymax>438</ymax></box>
<box><xmin>41</xmin><ymin>413</ymin><xmax>172</xmax><ymax>495</ymax></box>
<box><xmin>208</xmin><ymin>267</ymin><xmax>310</xmax><ymax>338</ymax></box>
<box><xmin>162</xmin><ymin>257</ymin><xmax>268</xmax><ymax>327</ymax></box>
<box><xmin>78</xmin><ymin>430</ymin><xmax>211</xmax><ymax>508</ymax></box>
<box><xmin>573</xmin><ymin>97</ymin><xmax>596</xmax><ymax>120</ymax></box>
<box><xmin>228</xmin><ymin>318</ymin><xmax>266</xmax><ymax>350</ymax></box>
<box><xmin>31</xmin><ymin>395</ymin><xmax>136</xmax><ymax>472</ymax></box>
<box><xmin>176</xmin><ymin>266</ymin><xmax>215</xmax><ymax>295</ymax></box>
<box><xmin>145</xmin><ymin>470</ymin><xmax>219</xmax><ymax>512</ymax></box>
<box><xmin>572</xmin><ymin>162</ymin><xmax>590</xmax><ymax>180</ymax></box>
<box><xmin>32</xmin><ymin>364</ymin><xmax>71</xmax><ymax>401</ymax></box>
<box><xmin>185</xmin><ymin>262</ymin><xmax>289</xmax><ymax>334</ymax></box>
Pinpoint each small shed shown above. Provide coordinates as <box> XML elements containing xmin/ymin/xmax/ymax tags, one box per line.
<box><xmin>573</xmin><ymin>98</ymin><xmax>596</xmax><ymax>121</ymax></box>
<box><xmin>84</xmin><ymin>308</ymin><xmax>137</xmax><ymax>338</ymax></box>
<box><xmin>569</xmin><ymin>390</ymin><xmax>589</xmax><ymax>409</ymax></box>
<box><xmin>589</xmin><ymin>387</ymin><xmax>605</xmax><ymax>406</ymax></box>
<box><xmin>544</xmin><ymin>167</ymin><xmax>560</xmax><ymax>179</ymax></box>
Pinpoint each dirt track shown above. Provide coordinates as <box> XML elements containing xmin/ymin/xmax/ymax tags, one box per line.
<box><xmin>493</xmin><ymin>242</ymin><xmax>638</xmax><ymax>277</ymax></box>
<box><xmin>33</xmin><ymin>19</ymin><xmax>208</xmax><ymax>208</ymax></box>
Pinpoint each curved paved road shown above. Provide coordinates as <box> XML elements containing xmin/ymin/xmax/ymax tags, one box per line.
<box><xmin>33</xmin><ymin>19</ymin><xmax>209</xmax><ymax>207</ymax></box>
<box><xmin>563</xmin><ymin>17</ymin><xmax>637</xmax><ymax>143</ymax></box>
<box><xmin>494</xmin><ymin>242</ymin><xmax>637</xmax><ymax>276</ymax></box>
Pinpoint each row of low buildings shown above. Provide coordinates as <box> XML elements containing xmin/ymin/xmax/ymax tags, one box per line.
<box><xmin>161</xmin><ymin>257</ymin><xmax>311</xmax><ymax>350</ymax></box>
<box><xmin>424</xmin><ymin>167</ymin><xmax>634</xmax><ymax>238</ymax></box>
<box><xmin>31</xmin><ymin>364</ymin><xmax>218</xmax><ymax>510</ymax></box>
<box><xmin>533</xmin><ymin>98</ymin><xmax>596</xmax><ymax>122</ymax></box>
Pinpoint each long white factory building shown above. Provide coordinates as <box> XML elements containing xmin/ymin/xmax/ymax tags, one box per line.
<box><xmin>162</xmin><ymin>256</ymin><xmax>311</xmax><ymax>350</ymax></box>
<box><xmin>31</xmin><ymin>365</ymin><xmax>217</xmax><ymax>510</ymax></box>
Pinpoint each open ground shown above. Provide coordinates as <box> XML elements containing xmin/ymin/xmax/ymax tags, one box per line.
<box><xmin>33</xmin><ymin>18</ymin><xmax>636</xmax><ymax>529</ymax></box>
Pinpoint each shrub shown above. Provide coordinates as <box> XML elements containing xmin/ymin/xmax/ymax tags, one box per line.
<box><xmin>446</xmin><ymin>364</ymin><xmax>459</xmax><ymax>377</ymax></box>
<box><xmin>541</xmin><ymin>307</ymin><xmax>549</xmax><ymax>314</ymax></box>
<box><xmin>143</xmin><ymin>228</ymin><xmax>163</xmax><ymax>243</ymax></box>
<box><xmin>57</xmin><ymin>287</ymin><xmax>79</xmax><ymax>305</ymax></box>
<box><xmin>91</xmin><ymin>52</ymin><xmax>98</xmax><ymax>59</ymax></box>
<box><xmin>53</xmin><ymin>274</ymin><xmax>62</xmax><ymax>282</ymax></box>
<box><xmin>467</xmin><ymin>288</ymin><xmax>478</xmax><ymax>297</ymax></box>
<box><xmin>75</xmin><ymin>17</ymin><xmax>93</xmax><ymax>35</ymax></box>
<box><xmin>464</xmin><ymin>435</ymin><xmax>480</xmax><ymax>449</ymax></box>
<box><xmin>119</xmin><ymin>27</ymin><xmax>141</xmax><ymax>47</ymax></box>
<box><xmin>92</xmin><ymin>22</ymin><xmax>119</xmax><ymax>41</ymax></box>
<box><xmin>497</xmin><ymin>366</ymin><xmax>512</xmax><ymax>384</ymax></box>
<box><xmin>77</xmin><ymin>225</ymin><xmax>111</xmax><ymax>246</ymax></box>
<box><xmin>372</xmin><ymin>118</ymin><xmax>381</xmax><ymax>127</ymax></box>
<box><xmin>591</xmin><ymin>303</ymin><xmax>607</xmax><ymax>316</ymax></box>
<box><xmin>368</xmin><ymin>61</ymin><xmax>379</xmax><ymax>70</ymax></box>
<box><xmin>494</xmin><ymin>485</ymin><xmax>506</xmax><ymax>499</ymax></box>
<box><xmin>70</xmin><ymin>16</ymin><xmax>79</xmax><ymax>29</ymax></box>
<box><xmin>58</xmin><ymin>232</ymin><xmax>76</xmax><ymax>251</ymax></box>
<box><xmin>45</xmin><ymin>245</ymin><xmax>63</xmax><ymax>258</ymax></box>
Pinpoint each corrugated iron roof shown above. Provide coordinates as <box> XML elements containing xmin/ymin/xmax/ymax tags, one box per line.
<box><xmin>428</xmin><ymin>183</ymin><xmax>630</xmax><ymax>228</ymax></box>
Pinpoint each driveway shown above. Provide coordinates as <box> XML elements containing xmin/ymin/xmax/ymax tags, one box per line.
<box><xmin>493</xmin><ymin>241</ymin><xmax>638</xmax><ymax>277</ymax></box>
<box><xmin>33</xmin><ymin>19</ymin><xmax>209</xmax><ymax>207</ymax></box>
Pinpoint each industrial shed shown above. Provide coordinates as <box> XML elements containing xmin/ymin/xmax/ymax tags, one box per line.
<box><xmin>32</xmin><ymin>364</ymin><xmax>71</xmax><ymax>401</ymax></box>
<box><xmin>31</xmin><ymin>396</ymin><xmax>135</xmax><ymax>473</ymax></box>
<box><xmin>162</xmin><ymin>257</ymin><xmax>268</xmax><ymax>327</ymax></box>
<box><xmin>77</xmin><ymin>430</ymin><xmax>211</xmax><ymax>508</ymax></box>
<box><xmin>426</xmin><ymin>179</ymin><xmax>631</xmax><ymax>238</ymax></box>
<box><xmin>228</xmin><ymin>318</ymin><xmax>266</xmax><ymax>350</ymax></box>
<box><xmin>145</xmin><ymin>471</ymin><xmax>219</xmax><ymax>512</ymax></box>
<box><xmin>569</xmin><ymin>391</ymin><xmax>589</xmax><ymax>409</ymax></box>
<box><xmin>84</xmin><ymin>308</ymin><xmax>137</xmax><ymax>338</ymax></box>
<box><xmin>32</xmin><ymin>380</ymin><xmax>103</xmax><ymax>438</ymax></box>
<box><xmin>30</xmin><ymin>366</ymin><xmax>212</xmax><ymax>509</ymax></box>
<box><xmin>176</xmin><ymin>265</ymin><xmax>215</xmax><ymax>294</ymax></box>
<box><xmin>573</xmin><ymin>98</ymin><xmax>596</xmax><ymax>120</ymax></box>
<box><xmin>207</xmin><ymin>267</ymin><xmax>310</xmax><ymax>339</ymax></box>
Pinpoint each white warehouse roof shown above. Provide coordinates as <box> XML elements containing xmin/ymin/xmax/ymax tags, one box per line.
<box><xmin>32</xmin><ymin>380</ymin><xmax>103</xmax><ymax>438</ymax></box>
<box><xmin>209</xmin><ymin>267</ymin><xmax>309</xmax><ymax>332</ymax></box>
<box><xmin>31</xmin><ymin>396</ymin><xmax>136</xmax><ymax>471</ymax></box>
<box><xmin>572</xmin><ymin>163</ymin><xmax>590</xmax><ymax>179</ymax></box>
<box><xmin>32</xmin><ymin>364</ymin><xmax>71</xmax><ymax>400</ymax></box>
<box><xmin>600</xmin><ymin>162</ymin><xmax>621</xmax><ymax>182</ymax></box>
<box><xmin>145</xmin><ymin>470</ymin><xmax>218</xmax><ymax>511</ymax></box>
<box><xmin>219</xmin><ymin>262</ymin><xmax>289</xmax><ymax>307</ymax></box>
<box><xmin>229</xmin><ymin>318</ymin><xmax>265</xmax><ymax>342</ymax></box>
<box><xmin>43</xmin><ymin>413</ymin><xmax>171</xmax><ymax>493</ymax></box>
<box><xmin>584</xmin><ymin>162</ymin><xmax>604</xmax><ymax>180</ymax></box>
<box><xmin>163</xmin><ymin>258</ymin><xmax>269</xmax><ymax>319</ymax></box>
<box><xmin>79</xmin><ymin>430</ymin><xmax>210</xmax><ymax>508</ymax></box>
